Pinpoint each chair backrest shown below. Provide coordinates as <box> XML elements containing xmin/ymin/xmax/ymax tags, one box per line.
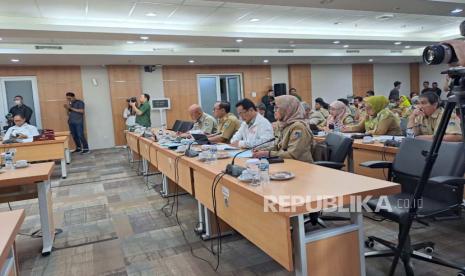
<box><xmin>392</xmin><ymin>138</ymin><xmax>465</xmax><ymax>204</ymax></box>
<box><xmin>400</xmin><ymin>117</ymin><xmax>408</xmax><ymax>136</ymax></box>
<box><xmin>171</xmin><ymin>120</ymin><xmax>182</xmax><ymax>132</ymax></box>
<box><xmin>324</xmin><ymin>132</ymin><xmax>353</xmax><ymax>163</ymax></box>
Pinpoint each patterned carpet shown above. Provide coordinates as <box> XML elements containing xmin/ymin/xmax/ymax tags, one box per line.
<box><xmin>1</xmin><ymin>148</ymin><xmax>464</xmax><ymax>276</ymax></box>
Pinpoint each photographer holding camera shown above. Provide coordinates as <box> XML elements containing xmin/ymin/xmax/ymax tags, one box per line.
<box><xmin>129</xmin><ymin>93</ymin><xmax>151</xmax><ymax>128</ymax></box>
<box><xmin>123</xmin><ymin>97</ymin><xmax>137</xmax><ymax>128</ymax></box>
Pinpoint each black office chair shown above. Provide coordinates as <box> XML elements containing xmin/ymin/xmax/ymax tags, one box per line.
<box><xmin>361</xmin><ymin>138</ymin><xmax>465</xmax><ymax>275</ymax></box>
<box><xmin>313</xmin><ymin>132</ymin><xmax>354</xmax><ymax>172</ymax></box>
<box><xmin>308</xmin><ymin>132</ymin><xmax>354</xmax><ymax>227</ymax></box>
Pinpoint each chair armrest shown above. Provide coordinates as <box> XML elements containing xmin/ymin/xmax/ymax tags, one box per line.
<box><xmin>360</xmin><ymin>160</ymin><xmax>393</xmax><ymax>169</ymax></box>
<box><xmin>428</xmin><ymin>176</ymin><xmax>465</xmax><ymax>186</ymax></box>
<box><xmin>314</xmin><ymin>161</ymin><xmax>345</xmax><ymax>170</ymax></box>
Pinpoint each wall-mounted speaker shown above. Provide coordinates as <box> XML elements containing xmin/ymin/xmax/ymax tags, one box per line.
<box><xmin>274</xmin><ymin>83</ymin><xmax>287</xmax><ymax>96</ymax></box>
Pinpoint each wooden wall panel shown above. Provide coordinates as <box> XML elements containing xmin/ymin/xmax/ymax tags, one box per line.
<box><xmin>410</xmin><ymin>63</ymin><xmax>420</xmax><ymax>94</ymax></box>
<box><xmin>107</xmin><ymin>65</ymin><xmax>142</xmax><ymax>146</ymax></box>
<box><xmin>288</xmin><ymin>64</ymin><xmax>312</xmax><ymax>103</ymax></box>
<box><xmin>0</xmin><ymin>66</ymin><xmax>83</xmax><ymax>133</ymax></box>
<box><xmin>352</xmin><ymin>64</ymin><xmax>374</xmax><ymax>97</ymax></box>
<box><xmin>162</xmin><ymin>65</ymin><xmax>271</xmax><ymax>128</ymax></box>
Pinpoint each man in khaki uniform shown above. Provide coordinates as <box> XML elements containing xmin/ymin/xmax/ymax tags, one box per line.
<box><xmin>253</xmin><ymin>95</ymin><xmax>314</xmax><ymax>163</ymax></box>
<box><xmin>407</xmin><ymin>92</ymin><xmax>462</xmax><ymax>142</ymax></box>
<box><xmin>208</xmin><ymin>101</ymin><xmax>240</xmax><ymax>143</ymax></box>
<box><xmin>188</xmin><ymin>104</ymin><xmax>217</xmax><ymax>134</ymax></box>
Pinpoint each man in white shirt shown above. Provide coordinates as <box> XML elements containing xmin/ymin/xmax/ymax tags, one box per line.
<box><xmin>3</xmin><ymin>114</ymin><xmax>39</xmax><ymax>143</ymax></box>
<box><xmin>230</xmin><ymin>98</ymin><xmax>274</xmax><ymax>148</ymax></box>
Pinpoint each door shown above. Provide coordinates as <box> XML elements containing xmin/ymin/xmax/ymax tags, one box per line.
<box><xmin>0</xmin><ymin>77</ymin><xmax>42</xmax><ymax>128</ymax></box>
<box><xmin>198</xmin><ymin>76</ymin><xmax>220</xmax><ymax>116</ymax></box>
<box><xmin>225</xmin><ymin>76</ymin><xmax>241</xmax><ymax>115</ymax></box>
<box><xmin>198</xmin><ymin>74</ymin><xmax>243</xmax><ymax>116</ymax></box>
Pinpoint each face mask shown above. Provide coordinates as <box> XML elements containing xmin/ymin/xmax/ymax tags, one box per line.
<box><xmin>14</xmin><ymin>100</ymin><xmax>21</xmax><ymax>105</ymax></box>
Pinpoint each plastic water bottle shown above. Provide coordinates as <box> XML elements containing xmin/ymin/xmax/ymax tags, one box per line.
<box><xmin>406</xmin><ymin>128</ymin><xmax>415</xmax><ymax>138</ymax></box>
<box><xmin>259</xmin><ymin>158</ymin><xmax>270</xmax><ymax>185</ymax></box>
<box><xmin>246</xmin><ymin>159</ymin><xmax>261</xmax><ymax>186</ymax></box>
<box><xmin>208</xmin><ymin>145</ymin><xmax>217</xmax><ymax>163</ymax></box>
<box><xmin>4</xmin><ymin>150</ymin><xmax>16</xmax><ymax>170</ymax></box>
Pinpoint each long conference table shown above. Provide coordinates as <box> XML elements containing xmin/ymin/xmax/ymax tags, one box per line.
<box><xmin>126</xmin><ymin>131</ymin><xmax>400</xmax><ymax>275</ymax></box>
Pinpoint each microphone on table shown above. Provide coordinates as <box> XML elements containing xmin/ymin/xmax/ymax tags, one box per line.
<box><xmin>225</xmin><ymin>137</ymin><xmax>275</xmax><ymax>177</ymax></box>
<box><xmin>184</xmin><ymin>140</ymin><xmax>199</xmax><ymax>157</ymax></box>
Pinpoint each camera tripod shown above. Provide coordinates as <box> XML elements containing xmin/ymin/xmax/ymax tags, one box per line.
<box><xmin>388</xmin><ymin>67</ymin><xmax>465</xmax><ymax>276</ymax></box>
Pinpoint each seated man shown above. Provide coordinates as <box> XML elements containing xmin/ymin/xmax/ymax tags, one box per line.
<box><xmin>230</xmin><ymin>98</ymin><xmax>274</xmax><ymax>148</ymax></box>
<box><xmin>407</xmin><ymin>92</ymin><xmax>462</xmax><ymax>142</ymax></box>
<box><xmin>188</xmin><ymin>104</ymin><xmax>217</xmax><ymax>135</ymax></box>
<box><xmin>208</xmin><ymin>101</ymin><xmax>240</xmax><ymax>143</ymax></box>
<box><xmin>4</xmin><ymin>114</ymin><xmax>39</xmax><ymax>143</ymax></box>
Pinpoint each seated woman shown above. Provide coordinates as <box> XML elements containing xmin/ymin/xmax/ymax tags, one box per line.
<box><xmin>314</xmin><ymin>97</ymin><xmax>330</xmax><ymax>119</ymax></box>
<box><xmin>344</xmin><ymin>96</ymin><xmax>402</xmax><ymax>135</ymax></box>
<box><xmin>324</xmin><ymin>100</ymin><xmax>354</xmax><ymax>131</ymax></box>
<box><xmin>301</xmin><ymin>102</ymin><xmax>326</xmax><ymax>127</ymax></box>
<box><xmin>253</xmin><ymin>95</ymin><xmax>314</xmax><ymax>163</ymax></box>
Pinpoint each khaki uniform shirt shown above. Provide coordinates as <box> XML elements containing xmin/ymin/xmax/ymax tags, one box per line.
<box><xmin>216</xmin><ymin>113</ymin><xmax>241</xmax><ymax>142</ymax></box>
<box><xmin>349</xmin><ymin>108</ymin><xmax>402</xmax><ymax>135</ymax></box>
<box><xmin>307</xmin><ymin>110</ymin><xmax>326</xmax><ymax>126</ymax></box>
<box><xmin>192</xmin><ymin>113</ymin><xmax>217</xmax><ymax>134</ymax></box>
<box><xmin>413</xmin><ymin>107</ymin><xmax>462</xmax><ymax>136</ymax></box>
<box><xmin>265</xmin><ymin>121</ymin><xmax>314</xmax><ymax>163</ymax></box>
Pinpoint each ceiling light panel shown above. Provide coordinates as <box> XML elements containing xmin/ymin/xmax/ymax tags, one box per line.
<box><xmin>131</xmin><ymin>2</ymin><xmax>179</xmax><ymax>20</ymax></box>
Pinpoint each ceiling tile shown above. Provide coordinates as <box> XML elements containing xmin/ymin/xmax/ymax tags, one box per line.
<box><xmin>36</xmin><ymin>0</ymin><xmax>86</xmax><ymax>19</ymax></box>
<box><xmin>0</xmin><ymin>0</ymin><xmax>42</xmax><ymax>17</ymax></box>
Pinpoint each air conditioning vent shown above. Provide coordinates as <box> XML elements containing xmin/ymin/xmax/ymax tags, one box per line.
<box><xmin>278</xmin><ymin>49</ymin><xmax>294</xmax><ymax>53</ymax></box>
<box><xmin>346</xmin><ymin>50</ymin><xmax>360</xmax><ymax>54</ymax></box>
<box><xmin>35</xmin><ymin>45</ymin><xmax>63</xmax><ymax>50</ymax></box>
<box><xmin>221</xmin><ymin>48</ymin><xmax>240</xmax><ymax>53</ymax></box>
<box><xmin>390</xmin><ymin>50</ymin><xmax>403</xmax><ymax>53</ymax></box>
<box><xmin>376</xmin><ymin>14</ymin><xmax>395</xmax><ymax>21</ymax></box>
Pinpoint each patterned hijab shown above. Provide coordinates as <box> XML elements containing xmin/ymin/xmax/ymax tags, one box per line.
<box><xmin>275</xmin><ymin>95</ymin><xmax>307</xmax><ymax>130</ymax></box>
<box><xmin>365</xmin><ymin>96</ymin><xmax>389</xmax><ymax>115</ymax></box>
<box><xmin>399</xmin><ymin>95</ymin><xmax>411</xmax><ymax>108</ymax></box>
<box><xmin>326</xmin><ymin>100</ymin><xmax>347</xmax><ymax>126</ymax></box>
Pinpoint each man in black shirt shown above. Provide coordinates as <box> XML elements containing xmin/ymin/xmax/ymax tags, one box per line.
<box><xmin>64</xmin><ymin>92</ymin><xmax>89</xmax><ymax>154</ymax></box>
<box><xmin>389</xmin><ymin>81</ymin><xmax>401</xmax><ymax>102</ymax></box>
<box><xmin>420</xmin><ymin>81</ymin><xmax>431</xmax><ymax>94</ymax></box>
<box><xmin>431</xmin><ymin>82</ymin><xmax>442</xmax><ymax>97</ymax></box>
<box><xmin>8</xmin><ymin>95</ymin><xmax>33</xmax><ymax>126</ymax></box>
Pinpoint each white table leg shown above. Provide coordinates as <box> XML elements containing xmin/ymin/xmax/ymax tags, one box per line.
<box><xmin>65</xmin><ymin>149</ymin><xmax>71</xmax><ymax>164</ymax></box>
<box><xmin>37</xmin><ymin>179</ymin><xmax>55</xmax><ymax>256</ymax></box>
<box><xmin>61</xmin><ymin>159</ymin><xmax>67</xmax><ymax>179</ymax></box>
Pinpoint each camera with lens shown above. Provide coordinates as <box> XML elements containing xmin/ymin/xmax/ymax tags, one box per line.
<box><xmin>127</xmin><ymin>97</ymin><xmax>137</xmax><ymax>103</ymax></box>
<box><xmin>423</xmin><ymin>21</ymin><xmax>465</xmax><ymax>66</ymax></box>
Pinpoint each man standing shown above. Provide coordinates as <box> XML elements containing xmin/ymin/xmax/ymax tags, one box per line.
<box><xmin>389</xmin><ymin>81</ymin><xmax>401</xmax><ymax>102</ymax></box>
<box><xmin>230</xmin><ymin>98</ymin><xmax>274</xmax><ymax>148</ymax></box>
<box><xmin>421</xmin><ymin>81</ymin><xmax>431</xmax><ymax>94</ymax></box>
<box><xmin>188</xmin><ymin>104</ymin><xmax>217</xmax><ymax>134</ymax></box>
<box><xmin>209</xmin><ymin>101</ymin><xmax>240</xmax><ymax>143</ymax></box>
<box><xmin>130</xmin><ymin>94</ymin><xmax>151</xmax><ymax>128</ymax></box>
<box><xmin>8</xmin><ymin>95</ymin><xmax>33</xmax><ymax>126</ymax></box>
<box><xmin>289</xmin><ymin>88</ymin><xmax>302</xmax><ymax>101</ymax></box>
<box><xmin>64</xmin><ymin>92</ymin><xmax>89</xmax><ymax>153</ymax></box>
<box><xmin>431</xmin><ymin>82</ymin><xmax>442</xmax><ymax>97</ymax></box>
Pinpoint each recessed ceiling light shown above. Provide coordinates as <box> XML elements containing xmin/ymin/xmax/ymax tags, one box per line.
<box><xmin>343</xmin><ymin>45</ymin><xmax>349</xmax><ymax>48</ymax></box>
<box><xmin>0</xmin><ymin>37</ymin><xmax>2</xmax><ymax>41</ymax></box>
<box><xmin>405</xmin><ymin>45</ymin><xmax>411</xmax><ymax>49</ymax></box>
<box><xmin>290</xmin><ymin>44</ymin><xmax>296</xmax><ymax>47</ymax></box>
<box><xmin>140</xmin><ymin>36</ymin><xmax>149</xmax><ymax>40</ymax></box>
<box><xmin>188</xmin><ymin>59</ymin><xmax>195</xmax><ymax>64</ymax></box>
<box><xmin>10</xmin><ymin>59</ymin><xmax>19</xmax><ymax>63</ymax></box>
<box><xmin>333</xmin><ymin>41</ymin><xmax>340</xmax><ymax>44</ymax></box>
<box><xmin>368</xmin><ymin>59</ymin><xmax>374</xmax><ymax>62</ymax></box>
<box><xmin>263</xmin><ymin>59</ymin><xmax>269</xmax><ymax>63</ymax></box>
<box><xmin>145</xmin><ymin>12</ymin><xmax>157</xmax><ymax>17</ymax></box>
<box><xmin>126</xmin><ymin>41</ymin><xmax>135</xmax><ymax>44</ymax></box>
<box><xmin>334</xmin><ymin>21</ymin><xmax>342</xmax><ymax>25</ymax></box>
<box><xmin>236</xmin><ymin>39</ymin><xmax>243</xmax><ymax>43</ymax></box>
<box><xmin>451</xmin><ymin>8</ymin><xmax>463</xmax><ymax>14</ymax></box>
<box><xmin>394</xmin><ymin>41</ymin><xmax>402</xmax><ymax>45</ymax></box>
<box><xmin>250</xmin><ymin>18</ymin><xmax>260</xmax><ymax>22</ymax></box>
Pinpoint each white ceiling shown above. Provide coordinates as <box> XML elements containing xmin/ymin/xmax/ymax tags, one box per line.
<box><xmin>0</xmin><ymin>0</ymin><xmax>464</xmax><ymax>65</ymax></box>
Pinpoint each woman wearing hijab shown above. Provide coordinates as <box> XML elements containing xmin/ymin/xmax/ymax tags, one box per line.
<box><xmin>343</xmin><ymin>96</ymin><xmax>402</xmax><ymax>135</ymax></box>
<box><xmin>324</xmin><ymin>100</ymin><xmax>354</xmax><ymax>131</ymax></box>
<box><xmin>253</xmin><ymin>95</ymin><xmax>314</xmax><ymax>163</ymax></box>
<box><xmin>390</xmin><ymin>95</ymin><xmax>412</xmax><ymax>118</ymax></box>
